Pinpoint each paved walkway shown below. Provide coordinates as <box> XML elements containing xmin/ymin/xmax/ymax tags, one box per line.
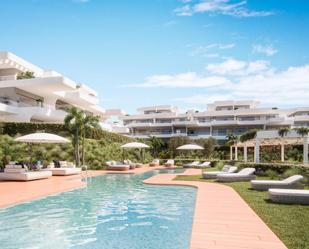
<box><xmin>144</xmin><ymin>169</ymin><xmax>288</xmax><ymax>249</ymax></box>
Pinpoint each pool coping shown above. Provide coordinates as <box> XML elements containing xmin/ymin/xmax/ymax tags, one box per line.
<box><xmin>143</xmin><ymin>169</ymin><xmax>288</xmax><ymax>249</ymax></box>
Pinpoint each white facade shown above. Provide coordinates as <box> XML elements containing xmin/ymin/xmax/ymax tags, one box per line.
<box><xmin>0</xmin><ymin>52</ymin><xmax>123</xmax><ymax>130</ymax></box>
<box><xmin>121</xmin><ymin>100</ymin><xmax>309</xmax><ymax>141</ymax></box>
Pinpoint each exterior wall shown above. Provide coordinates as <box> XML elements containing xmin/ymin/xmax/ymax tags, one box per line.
<box><xmin>0</xmin><ymin>52</ymin><xmax>122</xmax><ymax>129</ymax></box>
<box><xmin>122</xmin><ymin>103</ymin><xmax>309</xmax><ymax>141</ymax></box>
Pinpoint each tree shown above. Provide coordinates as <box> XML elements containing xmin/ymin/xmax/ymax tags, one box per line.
<box><xmin>225</xmin><ymin>133</ymin><xmax>238</xmax><ymax>146</ymax></box>
<box><xmin>81</xmin><ymin>114</ymin><xmax>100</xmax><ymax>166</ymax></box>
<box><xmin>64</xmin><ymin>107</ymin><xmax>100</xmax><ymax>167</ymax></box>
<box><xmin>278</xmin><ymin>127</ymin><xmax>290</xmax><ymax>137</ymax></box>
<box><xmin>239</xmin><ymin>129</ymin><xmax>258</xmax><ymax>142</ymax></box>
<box><xmin>295</xmin><ymin>127</ymin><xmax>309</xmax><ymax>137</ymax></box>
<box><xmin>17</xmin><ymin>71</ymin><xmax>35</xmax><ymax>80</ymax></box>
<box><xmin>147</xmin><ymin>136</ymin><xmax>164</xmax><ymax>158</ymax></box>
<box><xmin>168</xmin><ymin>136</ymin><xmax>191</xmax><ymax>157</ymax></box>
<box><xmin>295</xmin><ymin>127</ymin><xmax>309</xmax><ymax>164</ymax></box>
<box><xmin>196</xmin><ymin>137</ymin><xmax>217</xmax><ymax>159</ymax></box>
<box><xmin>64</xmin><ymin>107</ymin><xmax>84</xmax><ymax>166</ymax></box>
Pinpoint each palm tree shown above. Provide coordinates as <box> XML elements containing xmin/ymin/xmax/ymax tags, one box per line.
<box><xmin>64</xmin><ymin>107</ymin><xmax>100</xmax><ymax>167</ymax></box>
<box><xmin>225</xmin><ymin>133</ymin><xmax>238</xmax><ymax>146</ymax></box>
<box><xmin>295</xmin><ymin>127</ymin><xmax>309</xmax><ymax>137</ymax></box>
<box><xmin>81</xmin><ymin>114</ymin><xmax>100</xmax><ymax>166</ymax></box>
<box><xmin>295</xmin><ymin>127</ymin><xmax>309</xmax><ymax>165</ymax></box>
<box><xmin>278</xmin><ymin>127</ymin><xmax>290</xmax><ymax>137</ymax></box>
<box><xmin>64</xmin><ymin>107</ymin><xmax>84</xmax><ymax>166</ymax></box>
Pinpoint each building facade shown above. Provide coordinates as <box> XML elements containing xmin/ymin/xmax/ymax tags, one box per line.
<box><xmin>0</xmin><ymin>51</ymin><xmax>126</xmax><ymax>132</ymax></box>
<box><xmin>121</xmin><ymin>101</ymin><xmax>309</xmax><ymax>142</ymax></box>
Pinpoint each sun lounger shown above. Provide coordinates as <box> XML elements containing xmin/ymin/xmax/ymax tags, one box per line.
<box><xmin>183</xmin><ymin>161</ymin><xmax>200</xmax><ymax>168</ymax></box>
<box><xmin>42</xmin><ymin>161</ymin><xmax>81</xmax><ymax>176</ymax></box>
<box><xmin>106</xmin><ymin>161</ymin><xmax>130</xmax><ymax>171</ymax></box>
<box><xmin>195</xmin><ymin>161</ymin><xmax>211</xmax><ymax>168</ymax></box>
<box><xmin>269</xmin><ymin>189</ymin><xmax>309</xmax><ymax>205</ymax></box>
<box><xmin>251</xmin><ymin>175</ymin><xmax>304</xmax><ymax>191</ymax></box>
<box><xmin>202</xmin><ymin>165</ymin><xmax>238</xmax><ymax>179</ymax></box>
<box><xmin>165</xmin><ymin>159</ymin><xmax>174</xmax><ymax>167</ymax></box>
<box><xmin>42</xmin><ymin>167</ymin><xmax>81</xmax><ymax>176</ymax></box>
<box><xmin>149</xmin><ymin>159</ymin><xmax>160</xmax><ymax>167</ymax></box>
<box><xmin>0</xmin><ymin>164</ymin><xmax>52</xmax><ymax>181</ymax></box>
<box><xmin>217</xmin><ymin>167</ymin><xmax>256</xmax><ymax>182</ymax></box>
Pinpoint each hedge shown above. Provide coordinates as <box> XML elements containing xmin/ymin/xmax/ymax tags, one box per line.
<box><xmin>235</xmin><ymin>162</ymin><xmax>309</xmax><ymax>177</ymax></box>
<box><xmin>0</xmin><ymin>122</ymin><xmax>134</xmax><ymax>143</ymax></box>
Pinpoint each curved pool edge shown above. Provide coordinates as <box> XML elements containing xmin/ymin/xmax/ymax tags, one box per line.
<box><xmin>143</xmin><ymin>169</ymin><xmax>288</xmax><ymax>249</ymax></box>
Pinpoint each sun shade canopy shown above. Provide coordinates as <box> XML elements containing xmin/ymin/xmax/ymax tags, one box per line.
<box><xmin>176</xmin><ymin>144</ymin><xmax>204</xmax><ymax>150</ymax></box>
<box><xmin>121</xmin><ymin>142</ymin><xmax>150</xmax><ymax>149</ymax></box>
<box><xmin>15</xmin><ymin>133</ymin><xmax>69</xmax><ymax>144</ymax></box>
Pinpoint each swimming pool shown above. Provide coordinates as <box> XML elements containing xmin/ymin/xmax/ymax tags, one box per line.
<box><xmin>0</xmin><ymin>170</ymin><xmax>196</xmax><ymax>249</ymax></box>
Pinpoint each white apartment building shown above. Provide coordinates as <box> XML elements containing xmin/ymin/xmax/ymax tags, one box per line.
<box><xmin>0</xmin><ymin>51</ymin><xmax>126</xmax><ymax>131</ymax></box>
<box><xmin>121</xmin><ymin>101</ymin><xmax>309</xmax><ymax>141</ymax></box>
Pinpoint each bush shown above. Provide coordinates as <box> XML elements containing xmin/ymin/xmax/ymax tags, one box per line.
<box><xmin>0</xmin><ymin>122</ymin><xmax>134</xmax><ymax>143</ymax></box>
<box><xmin>235</xmin><ymin>162</ymin><xmax>309</xmax><ymax>177</ymax></box>
<box><xmin>265</xmin><ymin>169</ymin><xmax>279</xmax><ymax>179</ymax></box>
<box><xmin>0</xmin><ymin>133</ymin><xmax>144</xmax><ymax>170</ymax></box>
<box><xmin>282</xmin><ymin>168</ymin><xmax>303</xmax><ymax>178</ymax></box>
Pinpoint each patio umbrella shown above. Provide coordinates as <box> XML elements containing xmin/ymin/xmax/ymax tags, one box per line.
<box><xmin>176</xmin><ymin>144</ymin><xmax>204</xmax><ymax>150</ymax></box>
<box><xmin>15</xmin><ymin>133</ymin><xmax>69</xmax><ymax>144</ymax></box>
<box><xmin>121</xmin><ymin>142</ymin><xmax>150</xmax><ymax>162</ymax></box>
<box><xmin>121</xmin><ymin>142</ymin><xmax>150</xmax><ymax>149</ymax></box>
<box><xmin>176</xmin><ymin>144</ymin><xmax>204</xmax><ymax>163</ymax></box>
<box><xmin>15</xmin><ymin>132</ymin><xmax>69</xmax><ymax>165</ymax></box>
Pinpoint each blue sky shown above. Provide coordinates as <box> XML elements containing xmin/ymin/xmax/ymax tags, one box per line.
<box><xmin>1</xmin><ymin>0</ymin><xmax>309</xmax><ymax>113</ymax></box>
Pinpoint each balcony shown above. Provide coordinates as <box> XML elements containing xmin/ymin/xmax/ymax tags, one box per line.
<box><xmin>0</xmin><ymin>75</ymin><xmax>16</xmax><ymax>81</ymax></box>
<box><xmin>293</xmin><ymin>115</ymin><xmax>309</xmax><ymax>122</ymax></box>
<box><xmin>172</xmin><ymin>120</ymin><xmax>199</xmax><ymax>126</ymax></box>
<box><xmin>211</xmin><ymin>120</ymin><xmax>237</xmax><ymax>125</ymax></box>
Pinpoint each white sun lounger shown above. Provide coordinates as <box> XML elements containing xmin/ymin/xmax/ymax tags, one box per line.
<box><xmin>106</xmin><ymin>161</ymin><xmax>130</xmax><ymax>171</ymax></box>
<box><xmin>149</xmin><ymin>159</ymin><xmax>160</xmax><ymax>167</ymax></box>
<box><xmin>165</xmin><ymin>159</ymin><xmax>174</xmax><ymax>167</ymax></box>
<box><xmin>196</xmin><ymin>161</ymin><xmax>211</xmax><ymax>168</ymax></box>
<box><xmin>202</xmin><ymin>165</ymin><xmax>238</xmax><ymax>179</ymax></box>
<box><xmin>251</xmin><ymin>175</ymin><xmax>304</xmax><ymax>191</ymax></box>
<box><xmin>0</xmin><ymin>171</ymin><xmax>52</xmax><ymax>181</ymax></box>
<box><xmin>269</xmin><ymin>189</ymin><xmax>309</xmax><ymax>205</ymax></box>
<box><xmin>217</xmin><ymin>167</ymin><xmax>256</xmax><ymax>182</ymax></box>
<box><xmin>42</xmin><ymin>168</ymin><xmax>82</xmax><ymax>176</ymax></box>
<box><xmin>183</xmin><ymin>161</ymin><xmax>200</xmax><ymax>168</ymax></box>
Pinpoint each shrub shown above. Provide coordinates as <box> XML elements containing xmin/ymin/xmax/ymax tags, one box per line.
<box><xmin>265</xmin><ymin>169</ymin><xmax>279</xmax><ymax>179</ymax></box>
<box><xmin>236</xmin><ymin>162</ymin><xmax>309</xmax><ymax>177</ymax></box>
<box><xmin>282</xmin><ymin>168</ymin><xmax>303</xmax><ymax>178</ymax></box>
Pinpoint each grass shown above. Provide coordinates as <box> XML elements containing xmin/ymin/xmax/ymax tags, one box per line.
<box><xmin>175</xmin><ymin>170</ymin><xmax>309</xmax><ymax>249</ymax></box>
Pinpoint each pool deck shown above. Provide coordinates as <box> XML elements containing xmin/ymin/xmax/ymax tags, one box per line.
<box><xmin>144</xmin><ymin>169</ymin><xmax>288</xmax><ymax>249</ymax></box>
<box><xmin>0</xmin><ymin>167</ymin><xmax>288</xmax><ymax>249</ymax></box>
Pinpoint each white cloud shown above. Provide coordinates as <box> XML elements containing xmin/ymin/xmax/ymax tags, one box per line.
<box><xmin>125</xmin><ymin>72</ymin><xmax>230</xmax><ymax>88</ymax></box>
<box><xmin>174</xmin><ymin>64</ymin><xmax>309</xmax><ymax>106</ymax></box>
<box><xmin>252</xmin><ymin>44</ymin><xmax>278</xmax><ymax>56</ymax></box>
<box><xmin>125</xmin><ymin>57</ymin><xmax>309</xmax><ymax>106</ymax></box>
<box><xmin>206</xmin><ymin>58</ymin><xmax>269</xmax><ymax>75</ymax></box>
<box><xmin>189</xmin><ymin>43</ymin><xmax>234</xmax><ymax>57</ymax></box>
<box><xmin>175</xmin><ymin>0</ymin><xmax>274</xmax><ymax>17</ymax></box>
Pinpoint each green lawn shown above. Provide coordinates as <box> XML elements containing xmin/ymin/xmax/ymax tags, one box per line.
<box><xmin>175</xmin><ymin>172</ymin><xmax>309</xmax><ymax>249</ymax></box>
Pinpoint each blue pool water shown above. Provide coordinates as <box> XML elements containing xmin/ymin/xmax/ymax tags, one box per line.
<box><xmin>0</xmin><ymin>170</ymin><xmax>196</xmax><ymax>249</ymax></box>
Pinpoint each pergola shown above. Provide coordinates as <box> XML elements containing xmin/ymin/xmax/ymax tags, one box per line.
<box><xmin>230</xmin><ymin>130</ymin><xmax>309</xmax><ymax>165</ymax></box>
